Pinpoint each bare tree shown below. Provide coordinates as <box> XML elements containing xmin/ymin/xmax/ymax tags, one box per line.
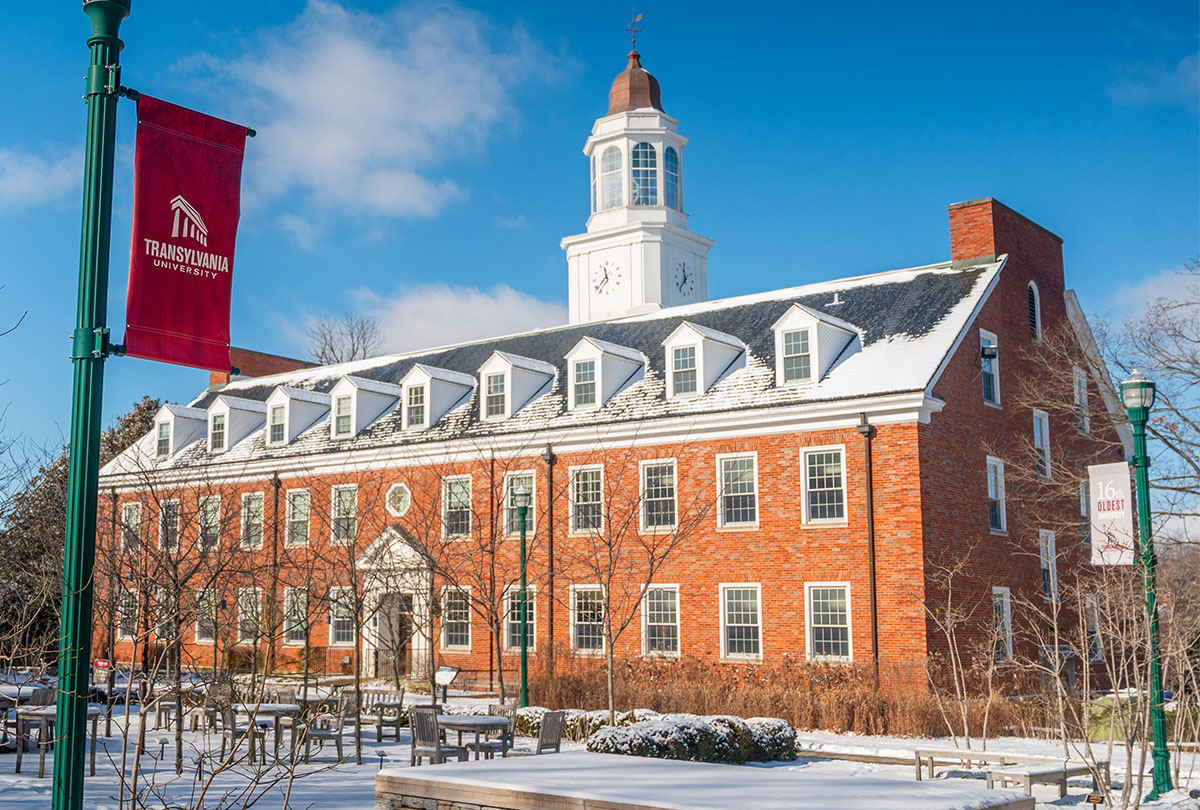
<box><xmin>305</xmin><ymin>313</ymin><xmax>384</xmax><ymax>365</ymax></box>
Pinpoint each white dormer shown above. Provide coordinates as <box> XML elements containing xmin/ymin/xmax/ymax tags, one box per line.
<box><xmin>328</xmin><ymin>376</ymin><xmax>403</xmax><ymax>439</ymax></box>
<box><xmin>399</xmin><ymin>364</ymin><xmax>475</xmax><ymax>431</ymax></box>
<box><xmin>264</xmin><ymin>387</ymin><xmax>331</xmax><ymax>447</ymax></box>
<box><xmin>151</xmin><ymin>403</ymin><xmax>207</xmax><ymax>458</ymax></box>
<box><xmin>564</xmin><ymin>337</ymin><xmax>645</xmax><ymax>411</ymax></box>
<box><xmin>478</xmin><ymin>351</ymin><xmax>556</xmax><ymax>421</ymax></box>
<box><xmin>771</xmin><ymin>303</ymin><xmax>860</xmax><ymax>387</ymax></box>
<box><xmin>207</xmin><ymin>395</ymin><xmax>266</xmax><ymax>454</ymax></box>
<box><xmin>661</xmin><ymin>322</ymin><xmax>744</xmax><ymax>400</ymax></box>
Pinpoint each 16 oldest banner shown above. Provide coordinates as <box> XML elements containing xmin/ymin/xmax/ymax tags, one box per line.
<box><xmin>1088</xmin><ymin>461</ymin><xmax>1136</xmax><ymax>565</ymax></box>
<box><xmin>124</xmin><ymin>95</ymin><xmax>247</xmax><ymax>372</ymax></box>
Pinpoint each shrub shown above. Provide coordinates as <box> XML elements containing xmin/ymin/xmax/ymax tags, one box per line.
<box><xmin>586</xmin><ymin>713</ymin><xmax>795</xmax><ymax>764</ymax></box>
<box><xmin>746</xmin><ymin>717</ymin><xmax>798</xmax><ymax>761</ymax></box>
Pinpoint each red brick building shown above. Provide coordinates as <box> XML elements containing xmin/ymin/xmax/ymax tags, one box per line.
<box><xmin>95</xmin><ymin>51</ymin><xmax>1124</xmax><ymax>690</ymax></box>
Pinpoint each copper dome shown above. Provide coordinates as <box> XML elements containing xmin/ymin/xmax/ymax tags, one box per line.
<box><xmin>607</xmin><ymin>50</ymin><xmax>663</xmax><ymax>115</ymax></box>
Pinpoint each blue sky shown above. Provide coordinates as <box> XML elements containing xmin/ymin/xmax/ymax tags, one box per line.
<box><xmin>1</xmin><ymin>0</ymin><xmax>1197</xmax><ymax>448</ymax></box>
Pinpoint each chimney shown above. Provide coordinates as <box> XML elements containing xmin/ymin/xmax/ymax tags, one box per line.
<box><xmin>947</xmin><ymin>198</ymin><xmax>1064</xmax><ymax>285</ymax></box>
<box><xmin>209</xmin><ymin>347</ymin><xmax>317</xmax><ymax>388</ymax></box>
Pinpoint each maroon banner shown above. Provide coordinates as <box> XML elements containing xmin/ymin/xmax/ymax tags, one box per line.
<box><xmin>125</xmin><ymin>95</ymin><xmax>247</xmax><ymax>372</ymax></box>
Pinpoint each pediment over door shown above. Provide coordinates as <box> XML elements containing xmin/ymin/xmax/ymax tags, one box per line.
<box><xmin>356</xmin><ymin>526</ymin><xmax>427</xmax><ymax>573</ymax></box>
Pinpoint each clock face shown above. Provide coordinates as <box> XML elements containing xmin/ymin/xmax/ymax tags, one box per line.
<box><xmin>591</xmin><ymin>261</ymin><xmax>622</xmax><ymax>294</ymax></box>
<box><xmin>386</xmin><ymin>483</ymin><xmax>411</xmax><ymax>517</ymax></box>
<box><xmin>674</xmin><ymin>261</ymin><xmax>696</xmax><ymax>296</ymax></box>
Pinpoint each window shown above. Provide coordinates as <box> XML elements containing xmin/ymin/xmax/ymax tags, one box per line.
<box><xmin>806</xmin><ymin>583</ymin><xmax>851</xmax><ymax>660</ymax></box>
<box><xmin>443</xmin><ymin>476</ymin><xmax>471</xmax><ymax>537</ymax></box>
<box><xmin>156</xmin><ymin>422</ymin><xmax>170</xmax><ymax>457</ymax></box>
<box><xmin>671</xmin><ymin>346</ymin><xmax>697</xmax><ymax>396</ymax></box>
<box><xmin>721</xmin><ymin>585</ymin><xmax>761</xmax><ymax>658</ymax></box>
<box><xmin>117</xmin><ymin>588</ymin><xmax>138</xmax><ymax>640</ymax></box>
<box><xmin>802</xmin><ymin>447</ymin><xmax>845</xmax><ymax>522</ymax></box>
<box><xmin>406</xmin><ymin>385</ymin><xmax>426</xmax><ymax>428</ymax></box>
<box><xmin>571</xmin><ymin>587</ymin><xmax>604</xmax><ymax>652</ymax></box>
<box><xmin>121</xmin><ymin>502</ymin><xmax>142</xmax><ymax>552</ymax></box>
<box><xmin>980</xmin><ymin>330</ymin><xmax>1000</xmax><ymax>405</ymax></box>
<box><xmin>442</xmin><ymin>589</ymin><xmax>471</xmax><ymax>649</ymax></box>
<box><xmin>664</xmin><ymin>146</ymin><xmax>680</xmax><ymax>210</ymax></box>
<box><xmin>332</xmin><ymin>485</ymin><xmax>357</xmax><ymax>544</ymax></box>
<box><xmin>240</xmin><ymin>493</ymin><xmax>264</xmax><ymax>549</ymax></box>
<box><xmin>640</xmin><ymin>460</ymin><xmax>677</xmax><ymax>530</ymax></box>
<box><xmin>718</xmin><ymin>454</ymin><xmax>758</xmax><ymax>527</ymax></box>
<box><xmin>237</xmin><ymin>588</ymin><xmax>260</xmax><ymax>644</ymax></box>
<box><xmin>504</xmin><ymin>587</ymin><xmax>536</xmax><ymax>651</ymax></box>
<box><xmin>159</xmin><ymin>500</ymin><xmax>180</xmax><ymax>551</ymax></box>
<box><xmin>590</xmin><ymin>154</ymin><xmax>596</xmax><ymax>212</ymax></box>
<box><xmin>1033</xmin><ymin>409</ymin><xmax>1051</xmax><ymax>478</ymax></box>
<box><xmin>1027</xmin><ymin>282</ymin><xmax>1042</xmax><ymax>341</ymax></box>
<box><xmin>333</xmin><ymin>395</ymin><xmax>353</xmax><ymax>437</ymax></box>
<box><xmin>198</xmin><ymin>496</ymin><xmax>220</xmax><ymax>551</ymax></box>
<box><xmin>283</xmin><ymin>588</ymin><xmax>307</xmax><ymax>645</ymax></box>
<box><xmin>571</xmin><ymin>467</ymin><xmax>603</xmax><ymax>532</ymax></box>
<box><xmin>644</xmin><ymin>587</ymin><xmax>679</xmax><ymax>655</ymax></box>
<box><xmin>1080</xmin><ymin>481</ymin><xmax>1091</xmax><ymax>547</ymax></box>
<box><xmin>1039</xmin><ymin>530</ymin><xmax>1057</xmax><ymax>601</ymax></box>
<box><xmin>1073</xmin><ymin>367</ymin><xmax>1090</xmax><ymax>434</ymax></box>
<box><xmin>782</xmin><ymin>329</ymin><xmax>812</xmax><ymax>383</ymax></box>
<box><xmin>631</xmin><ymin>142</ymin><xmax>657</xmax><ymax>206</ymax></box>
<box><xmin>1085</xmin><ymin>594</ymin><xmax>1103</xmax><ymax>662</ymax></box>
<box><xmin>328</xmin><ymin>586</ymin><xmax>355</xmax><ymax>645</ymax></box>
<box><xmin>573</xmin><ymin>360</ymin><xmax>597</xmax><ymax>408</ymax></box>
<box><xmin>194</xmin><ymin>589</ymin><xmax>217</xmax><ymax>643</ymax></box>
<box><xmin>600</xmin><ymin>146</ymin><xmax>622</xmax><ymax>210</ymax></box>
<box><xmin>485</xmin><ymin>373</ymin><xmax>506</xmax><ymax>418</ymax></box>
<box><xmin>286</xmin><ymin>490</ymin><xmax>310</xmax><ymax>547</ymax></box>
<box><xmin>992</xmin><ymin>587</ymin><xmax>1013</xmax><ymax>662</ymax></box>
<box><xmin>155</xmin><ymin>588</ymin><xmax>178</xmax><ymax>642</ymax></box>
<box><xmin>210</xmin><ymin>413</ymin><xmax>225</xmax><ymax>452</ymax></box>
<box><xmin>986</xmin><ymin>457</ymin><xmax>1007</xmax><ymax>532</ymax></box>
<box><xmin>269</xmin><ymin>405</ymin><xmax>285</xmax><ymax>444</ymax></box>
<box><xmin>504</xmin><ymin>473</ymin><xmax>534</xmax><ymax>535</ymax></box>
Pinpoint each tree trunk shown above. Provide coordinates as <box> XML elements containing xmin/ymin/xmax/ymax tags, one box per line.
<box><xmin>605</xmin><ymin>631</ymin><xmax>616</xmax><ymax>726</ymax></box>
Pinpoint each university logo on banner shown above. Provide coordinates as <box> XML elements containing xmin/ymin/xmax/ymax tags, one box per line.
<box><xmin>124</xmin><ymin>95</ymin><xmax>247</xmax><ymax>372</ymax></box>
<box><xmin>1088</xmin><ymin>461</ymin><xmax>1136</xmax><ymax>565</ymax></box>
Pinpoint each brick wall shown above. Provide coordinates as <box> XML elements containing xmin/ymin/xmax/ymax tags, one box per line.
<box><xmin>208</xmin><ymin>347</ymin><xmax>316</xmax><ymax>387</ymax></box>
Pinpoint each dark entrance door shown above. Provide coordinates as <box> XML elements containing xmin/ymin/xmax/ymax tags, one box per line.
<box><xmin>377</xmin><ymin>592</ymin><xmax>414</xmax><ymax>686</ymax></box>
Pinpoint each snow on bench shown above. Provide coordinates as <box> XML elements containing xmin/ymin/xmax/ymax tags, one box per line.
<box><xmin>986</xmin><ymin>762</ymin><xmax>1109</xmax><ymax>798</ymax></box>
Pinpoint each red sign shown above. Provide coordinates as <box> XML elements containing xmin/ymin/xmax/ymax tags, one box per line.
<box><xmin>124</xmin><ymin>95</ymin><xmax>247</xmax><ymax>372</ymax></box>
<box><xmin>92</xmin><ymin>659</ymin><xmax>111</xmax><ymax>669</ymax></box>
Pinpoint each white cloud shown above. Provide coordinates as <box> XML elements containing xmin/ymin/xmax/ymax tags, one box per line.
<box><xmin>0</xmin><ymin>146</ymin><xmax>77</xmax><ymax>210</ymax></box>
<box><xmin>1107</xmin><ymin>265</ymin><xmax>1197</xmax><ymax>319</ymax></box>
<box><xmin>354</xmin><ymin>282</ymin><xmax>566</xmax><ymax>353</ymax></box>
<box><xmin>494</xmin><ymin>213</ymin><xmax>527</xmax><ymax>229</ymax></box>
<box><xmin>1108</xmin><ymin>50</ymin><xmax>1199</xmax><ymax>106</ymax></box>
<box><xmin>206</xmin><ymin>1</ymin><xmax>550</xmax><ymax>221</ymax></box>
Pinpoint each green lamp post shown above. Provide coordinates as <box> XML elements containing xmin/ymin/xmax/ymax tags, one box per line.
<box><xmin>1119</xmin><ymin>368</ymin><xmax>1173</xmax><ymax>800</ymax></box>
<box><xmin>514</xmin><ymin>486</ymin><xmax>531</xmax><ymax>708</ymax></box>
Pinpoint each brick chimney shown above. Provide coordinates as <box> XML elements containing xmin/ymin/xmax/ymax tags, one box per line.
<box><xmin>209</xmin><ymin>347</ymin><xmax>317</xmax><ymax>388</ymax></box>
<box><xmin>947</xmin><ymin>198</ymin><xmax>1064</xmax><ymax>288</ymax></box>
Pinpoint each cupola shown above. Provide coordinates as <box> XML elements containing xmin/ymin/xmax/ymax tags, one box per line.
<box><xmin>608</xmin><ymin>50</ymin><xmax>663</xmax><ymax>114</ymax></box>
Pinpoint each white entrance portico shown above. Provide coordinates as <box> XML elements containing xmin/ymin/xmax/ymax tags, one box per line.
<box><xmin>356</xmin><ymin>527</ymin><xmax>432</xmax><ymax>682</ymax></box>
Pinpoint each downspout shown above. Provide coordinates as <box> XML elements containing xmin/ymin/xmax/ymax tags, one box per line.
<box><xmin>541</xmin><ymin>445</ymin><xmax>556</xmax><ymax>677</ymax></box>
<box><xmin>857</xmin><ymin>413</ymin><xmax>880</xmax><ymax>690</ymax></box>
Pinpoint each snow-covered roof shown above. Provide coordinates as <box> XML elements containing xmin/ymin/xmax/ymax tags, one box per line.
<box><xmin>408</xmin><ymin>363</ymin><xmax>477</xmax><ymax>388</ymax></box>
<box><xmin>211</xmin><ymin>394</ymin><xmax>267</xmax><ymax>413</ymax></box>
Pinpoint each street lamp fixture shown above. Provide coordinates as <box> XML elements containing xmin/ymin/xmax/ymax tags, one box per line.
<box><xmin>1120</xmin><ymin>368</ymin><xmax>1172</xmax><ymax>800</ymax></box>
<box><xmin>514</xmin><ymin>486</ymin><xmax>531</xmax><ymax>708</ymax></box>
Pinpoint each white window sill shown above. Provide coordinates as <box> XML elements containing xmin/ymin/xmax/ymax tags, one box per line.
<box><xmin>640</xmin><ymin>525</ymin><xmax>678</xmax><ymax>535</ymax></box>
<box><xmin>570</xmin><ymin>649</ymin><xmax>605</xmax><ymax>658</ymax></box>
<box><xmin>800</xmin><ymin>521</ymin><xmax>848</xmax><ymax>529</ymax></box>
<box><xmin>641</xmin><ymin>651</ymin><xmax>681</xmax><ymax>659</ymax></box>
<box><xmin>719</xmin><ymin>655</ymin><xmax>762</xmax><ymax>664</ymax></box>
<box><xmin>282</xmin><ymin>640</ymin><xmax>307</xmax><ymax>647</ymax></box>
<box><xmin>808</xmin><ymin>656</ymin><xmax>853</xmax><ymax>665</ymax></box>
<box><xmin>328</xmin><ymin>642</ymin><xmax>356</xmax><ymax>648</ymax></box>
<box><xmin>502</xmin><ymin>648</ymin><xmax>538</xmax><ymax>655</ymax></box>
<box><xmin>990</xmin><ymin>529</ymin><xmax>1009</xmax><ymax>537</ymax></box>
<box><xmin>567</xmin><ymin>528</ymin><xmax>604</xmax><ymax>537</ymax></box>
<box><xmin>984</xmin><ymin>400</ymin><xmax>1003</xmax><ymax>410</ymax></box>
<box><xmin>717</xmin><ymin>523</ymin><xmax>760</xmax><ymax>532</ymax></box>
<box><xmin>440</xmin><ymin>646</ymin><xmax>471</xmax><ymax>653</ymax></box>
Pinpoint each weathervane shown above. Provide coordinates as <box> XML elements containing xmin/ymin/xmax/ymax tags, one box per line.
<box><xmin>626</xmin><ymin>8</ymin><xmax>643</xmax><ymax>47</ymax></box>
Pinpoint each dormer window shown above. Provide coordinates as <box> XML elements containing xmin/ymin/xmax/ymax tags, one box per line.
<box><xmin>632</xmin><ymin>142</ymin><xmax>657</xmax><ymax>205</ymax></box>
<box><xmin>565</xmin><ymin>337</ymin><xmax>644</xmax><ymax>412</ymax></box>
<box><xmin>661</xmin><ymin>322</ymin><xmax>744</xmax><ymax>400</ymax></box>
<box><xmin>333</xmin><ymin>395</ymin><xmax>353</xmax><ymax>438</ymax></box>
<box><xmin>269</xmin><ymin>405</ymin><xmax>285</xmax><ymax>444</ymax></box>
<box><xmin>574</xmin><ymin>360</ymin><xmax>597</xmax><ymax>408</ymax></box>
<box><xmin>782</xmin><ymin>329</ymin><xmax>812</xmax><ymax>383</ymax></box>
<box><xmin>407</xmin><ymin>385</ymin><xmax>426</xmax><ymax>428</ymax></box>
<box><xmin>156</xmin><ymin>422</ymin><xmax>170</xmax><ymax>457</ymax></box>
<box><xmin>671</xmin><ymin>347</ymin><xmax>698</xmax><ymax>396</ymax></box>
<box><xmin>210</xmin><ymin>414</ymin><xmax>226</xmax><ymax>452</ymax></box>
<box><xmin>485</xmin><ymin>374</ymin><xmax>506</xmax><ymax>419</ymax></box>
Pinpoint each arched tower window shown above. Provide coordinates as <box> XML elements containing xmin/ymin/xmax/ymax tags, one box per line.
<box><xmin>631</xmin><ymin>142</ymin><xmax>658</xmax><ymax>206</ymax></box>
<box><xmin>664</xmin><ymin>147</ymin><xmax>680</xmax><ymax>210</ymax></box>
<box><xmin>1027</xmin><ymin>282</ymin><xmax>1042</xmax><ymax>341</ymax></box>
<box><xmin>600</xmin><ymin>147</ymin><xmax>622</xmax><ymax>210</ymax></box>
<box><xmin>590</xmin><ymin>155</ymin><xmax>596</xmax><ymax>213</ymax></box>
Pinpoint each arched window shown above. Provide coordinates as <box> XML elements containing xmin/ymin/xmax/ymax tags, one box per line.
<box><xmin>664</xmin><ymin>147</ymin><xmax>680</xmax><ymax>210</ymax></box>
<box><xmin>1027</xmin><ymin>282</ymin><xmax>1042</xmax><ymax>341</ymax></box>
<box><xmin>600</xmin><ymin>147</ymin><xmax>622</xmax><ymax>210</ymax></box>
<box><xmin>590</xmin><ymin>155</ymin><xmax>596</xmax><ymax>213</ymax></box>
<box><xmin>631</xmin><ymin>142</ymin><xmax>658</xmax><ymax>206</ymax></box>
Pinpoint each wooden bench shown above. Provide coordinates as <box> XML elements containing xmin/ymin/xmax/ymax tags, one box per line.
<box><xmin>986</xmin><ymin>761</ymin><xmax>1110</xmax><ymax>798</ymax></box>
<box><xmin>914</xmin><ymin>747</ymin><xmax>1032</xmax><ymax>780</ymax></box>
<box><xmin>358</xmin><ymin>687</ymin><xmax>405</xmax><ymax>742</ymax></box>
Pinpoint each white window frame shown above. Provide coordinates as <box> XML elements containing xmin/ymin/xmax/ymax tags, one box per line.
<box><xmin>158</xmin><ymin>499</ymin><xmax>180</xmax><ymax>551</ymax></box>
<box><xmin>569</xmin><ymin>585</ymin><xmax>605</xmax><ymax>654</ymax></box>
<box><xmin>405</xmin><ymin>384</ymin><xmax>427</xmax><ymax>430</ymax></box>
<box><xmin>639</xmin><ymin>459</ymin><xmax>678</xmax><ymax>532</ymax></box>
<box><xmin>1073</xmin><ymin>367</ymin><xmax>1090</xmax><ymax>434</ymax></box>
<box><xmin>483</xmin><ymin>372</ymin><xmax>507</xmax><ymax>421</ymax></box>
<box><xmin>156</xmin><ymin>421</ymin><xmax>171</xmax><ymax>457</ymax></box>
<box><xmin>440</xmin><ymin>587</ymin><xmax>472</xmax><ymax>651</ymax></box>
<box><xmin>986</xmin><ymin>456</ymin><xmax>1007</xmax><ymax>533</ymax></box>
<box><xmin>331</xmin><ymin>484</ymin><xmax>358</xmax><ymax>545</ymax></box>
<box><xmin>268</xmin><ymin>404</ymin><xmax>287</xmax><ymax>446</ymax></box>
<box><xmin>240</xmin><ymin>492</ymin><xmax>264</xmax><ymax>550</ymax></box>
<box><xmin>1027</xmin><ymin>281</ymin><xmax>1043</xmax><ymax>342</ymax></box>
<box><xmin>1085</xmin><ymin>593</ymin><xmax>1104</xmax><ymax>663</ymax></box>
<box><xmin>716</xmin><ymin>452</ymin><xmax>759</xmax><ymax>528</ymax></box>
<box><xmin>442</xmin><ymin>475</ymin><xmax>472</xmax><ymax>539</ymax></box>
<box><xmin>503</xmin><ymin>585</ymin><xmax>537</xmax><ymax>652</ymax></box>
<box><xmin>719</xmin><ymin>583</ymin><xmax>762</xmax><ymax>661</ymax></box>
<box><xmin>283</xmin><ymin>587</ymin><xmax>307</xmax><ymax>646</ymax></box>
<box><xmin>1080</xmin><ymin>480</ymin><xmax>1091</xmax><ymax>548</ymax></box>
<box><xmin>980</xmin><ymin>329</ymin><xmax>1001</xmax><ymax>406</ymax></box>
<box><xmin>209</xmin><ymin>412</ymin><xmax>226</xmax><ymax>453</ymax></box>
<box><xmin>669</xmin><ymin>345</ymin><xmax>699</xmax><ymax>398</ymax></box>
<box><xmin>641</xmin><ymin>585</ymin><xmax>680</xmax><ymax>657</ymax></box>
<box><xmin>992</xmin><ymin>586</ymin><xmax>1013</xmax><ymax>662</ymax></box>
<box><xmin>198</xmin><ymin>495</ymin><xmax>220</xmax><ymax>552</ymax></box>
<box><xmin>333</xmin><ymin>394</ymin><xmax>354</xmax><ymax>438</ymax></box>
<box><xmin>154</xmin><ymin>587</ymin><xmax>178</xmax><ymax>642</ymax></box>
<box><xmin>285</xmin><ymin>489</ymin><xmax>310</xmax><ymax>548</ymax></box>
<box><xmin>571</xmin><ymin>359</ymin><xmax>599</xmax><ymax>410</ymax></box>
<box><xmin>194</xmin><ymin>589</ymin><xmax>217</xmax><ymax>643</ymax></box>
<box><xmin>1033</xmin><ymin>409</ymin><xmax>1052</xmax><ymax>479</ymax></box>
<box><xmin>779</xmin><ymin>327</ymin><xmax>813</xmax><ymax>385</ymax></box>
<box><xmin>800</xmin><ymin>445</ymin><xmax>847</xmax><ymax>525</ymax></box>
<box><xmin>503</xmin><ymin>471</ymin><xmax>536</xmax><ymax>537</ymax></box>
<box><xmin>804</xmin><ymin>582</ymin><xmax>852</xmax><ymax>662</ymax></box>
<box><xmin>599</xmin><ymin>144</ymin><xmax>623</xmax><ymax>210</ymax></box>
<box><xmin>116</xmin><ymin>588</ymin><xmax>138</xmax><ymax>641</ymax></box>
<box><xmin>569</xmin><ymin>465</ymin><xmax>604</xmax><ymax>534</ymax></box>
<box><xmin>1039</xmin><ymin>529</ymin><xmax>1058</xmax><ymax>601</ymax></box>
<box><xmin>236</xmin><ymin>587</ymin><xmax>261</xmax><ymax>644</ymax></box>
<box><xmin>327</xmin><ymin>586</ymin><xmax>356</xmax><ymax>647</ymax></box>
<box><xmin>121</xmin><ymin>502</ymin><xmax>142</xmax><ymax>552</ymax></box>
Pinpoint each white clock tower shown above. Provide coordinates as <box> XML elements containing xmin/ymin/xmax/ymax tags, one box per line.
<box><xmin>561</xmin><ymin>48</ymin><xmax>714</xmax><ymax>324</ymax></box>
